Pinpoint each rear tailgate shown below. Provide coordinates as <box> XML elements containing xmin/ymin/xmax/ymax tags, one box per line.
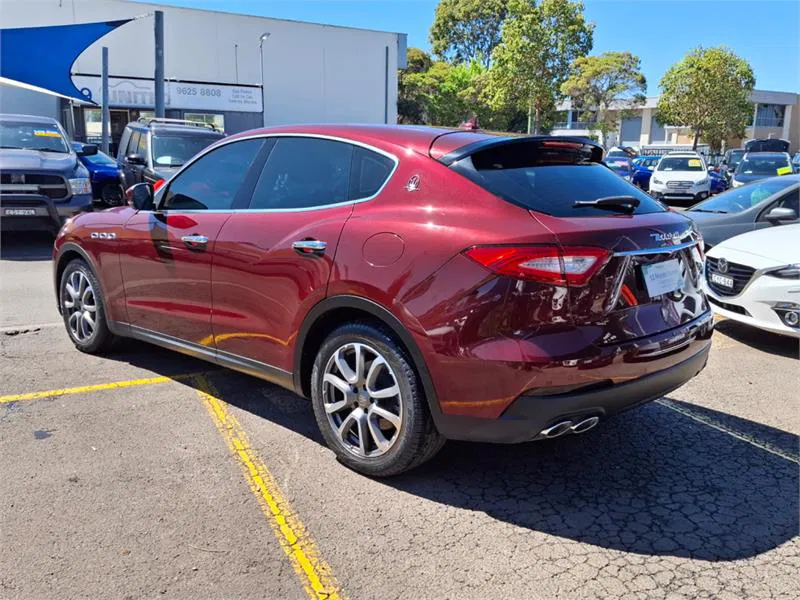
<box><xmin>443</xmin><ymin>135</ymin><xmax>708</xmax><ymax>343</ymax></box>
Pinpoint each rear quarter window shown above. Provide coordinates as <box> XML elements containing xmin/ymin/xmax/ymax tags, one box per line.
<box><xmin>450</xmin><ymin>144</ymin><xmax>665</xmax><ymax>217</ymax></box>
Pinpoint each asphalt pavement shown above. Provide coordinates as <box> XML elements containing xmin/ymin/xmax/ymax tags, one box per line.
<box><xmin>1</xmin><ymin>233</ymin><xmax>798</xmax><ymax>599</ymax></box>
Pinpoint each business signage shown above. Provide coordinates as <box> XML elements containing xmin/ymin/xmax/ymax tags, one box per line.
<box><xmin>72</xmin><ymin>75</ymin><xmax>262</xmax><ymax>113</ymax></box>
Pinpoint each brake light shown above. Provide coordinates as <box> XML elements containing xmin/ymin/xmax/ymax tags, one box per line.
<box><xmin>464</xmin><ymin>245</ymin><xmax>610</xmax><ymax>286</ymax></box>
<box><xmin>153</xmin><ymin>178</ymin><xmax>166</xmax><ymax>192</ymax></box>
<box><xmin>541</xmin><ymin>140</ymin><xmax>584</xmax><ymax>149</ymax></box>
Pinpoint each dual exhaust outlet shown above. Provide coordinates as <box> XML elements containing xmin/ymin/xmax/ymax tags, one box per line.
<box><xmin>538</xmin><ymin>416</ymin><xmax>600</xmax><ymax>439</ymax></box>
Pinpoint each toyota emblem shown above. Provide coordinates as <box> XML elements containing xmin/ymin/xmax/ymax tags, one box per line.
<box><xmin>717</xmin><ymin>258</ymin><xmax>729</xmax><ymax>273</ymax></box>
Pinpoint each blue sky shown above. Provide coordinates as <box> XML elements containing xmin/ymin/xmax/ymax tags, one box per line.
<box><xmin>139</xmin><ymin>0</ymin><xmax>800</xmax><ymax>94</ymax></box>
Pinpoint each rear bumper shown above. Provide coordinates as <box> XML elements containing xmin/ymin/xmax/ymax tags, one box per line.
<box><xmin>432</xmin><ymin>312</ymin><xmax>714</xmax><ymax>443</ymax></box>
<box><xmin>0</xmin><ymin>192</ymin><xmax>92</xmax><ymax>232</ymax></box>
<box><xmin>435</xmin><ymin>341</ymin><xmax>710</xmax><ymax>443</ymax></box>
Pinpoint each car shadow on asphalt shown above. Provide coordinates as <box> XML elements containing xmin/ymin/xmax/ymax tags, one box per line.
<box><xmin>0</xmin><ymin>232</ymin><xmax>55</xmax><ymax>261</ymax></box>
<box><xmin>107</xmin><ymin>347</ymin><xmax>799</xmax><ymax>563</ymax></box>
<box><xmin>715</xmin><ymin>318</ymin><xmax>799</xmax><ymax>359</ymax></box>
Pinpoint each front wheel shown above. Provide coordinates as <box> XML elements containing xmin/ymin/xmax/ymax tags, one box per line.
<box><xmin>59</xmin><ymin>259</ymin><xmax>116</xmax><ymax>353</ymax></box>
<box><xmin>100</xmin><ymin>182</ymin><xmax>124</xmax><ymax>206</ymax></box>
<box><xmin>310</xmin><ymin>322</ymin><xmax>444</xmax><ymax>477</ymax></box>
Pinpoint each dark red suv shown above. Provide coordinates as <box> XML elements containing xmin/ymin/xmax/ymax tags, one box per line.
<box><xmin>53</xmin><ymin>126</ymin><xmax>713</xmax><ymax>476</ymax></box>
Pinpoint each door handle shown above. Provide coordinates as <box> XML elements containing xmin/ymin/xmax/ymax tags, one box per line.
<box><xmin>181</xmin><ymin>234</ymin><xmax>209</xmax><ymax>250</ymax></box>
<box><xmin>292</xmin><ymin>239</ymin><xmax>327</xmax><ymax>255</ymax></box>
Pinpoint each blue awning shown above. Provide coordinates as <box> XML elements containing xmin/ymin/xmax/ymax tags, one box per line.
<box><xmin>0</xmin><ymin>19</ymin><xmax>133</xmax><ymax>102</ymax></box>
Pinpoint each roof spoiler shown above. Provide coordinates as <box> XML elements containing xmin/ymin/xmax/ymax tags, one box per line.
<box><xmin>436</xmin><ymin>135</ymin><xmax>604</xmax><ymax>166</ymax></box>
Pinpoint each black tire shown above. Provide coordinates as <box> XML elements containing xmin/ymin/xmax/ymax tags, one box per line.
<box><xmin>100</xmin><ymin>182</ymin><xmax>124</xmax><ymax>206</ymax></box>
<box><xmin>59</xmin><ymin>259</ymin><xmax>116</xmax><ymax>354</ymax></box>
<box><xmin>310</xmin><ymin>322</ymin><xmax>444</xmax><ymax>477</ymax></box>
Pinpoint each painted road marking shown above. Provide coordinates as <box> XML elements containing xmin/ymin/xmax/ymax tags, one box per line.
<box><xmin>656</xmin><ymin>398</ymin><xmax>799</xmax><ymax>464</ymax></box>
<box><xmin>0</xmin><ymin>372</ymin><xmax>211</xmax><ymax>404</ymax></box>
<box><xmin>194</xmin><ymin>375</ymin><xmax>345</xmax><ymax>600</ymax></box>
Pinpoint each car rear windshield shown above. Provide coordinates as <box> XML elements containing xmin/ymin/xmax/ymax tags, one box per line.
<box><xmin>728</xmin><ymin>150</ymin><xmax>745</xmax><ymax>165</ymax></box>
<box><xmin>450</xmin><ymin>143</ymin><xmax>665</xmax><ymax>217</ymax></box>
<box><xmin>152</xmin><ymin>133</ymin><xmax>223</xmax><ymax>167</ymax></box>
<box><xmin>657</xmin><ymin>157</ymin><xmax>704</xmax><ymax>171</ymax></box>
<box><xmin>737</xmin><ymin>155</ymin><xmax>790</xmax><ymax>175</ymax></box>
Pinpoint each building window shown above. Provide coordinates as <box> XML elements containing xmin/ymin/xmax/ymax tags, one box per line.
<box><xmin>184</xmin><ymin>112</ymin><xmax>224</xmax><ymax>132</ymax></box>
<box><xmin>755</xmin><ymin>104</ymin><xmax>785</xmax><ymax>128</ymax></box>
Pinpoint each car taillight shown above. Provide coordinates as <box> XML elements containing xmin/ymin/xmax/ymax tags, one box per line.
<box><xmin>153</xmin><ymin>178</ymin><xmax>166</xmax><ymax>192</ymax></box>
<box><xmin>464</xmin><ymin>245</ymin><xmax>610</xmax><ymax>286</ymax></box>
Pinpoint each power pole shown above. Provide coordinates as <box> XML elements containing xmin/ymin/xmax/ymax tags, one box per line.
<box><xmin>101</xmin><ymin>46</ymin><xmax>110</xmax><ymax>154</ymax></box>
<box><xmin>154</xmin><ymin>10</ymin><xmax>165</xmax><ymax>118</ymax></box>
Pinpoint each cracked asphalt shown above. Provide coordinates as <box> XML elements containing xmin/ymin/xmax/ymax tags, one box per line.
<box><xmin>1</xmin><ymin>232</ymin><xmax>799</xmax><ymax>599</ymax></box>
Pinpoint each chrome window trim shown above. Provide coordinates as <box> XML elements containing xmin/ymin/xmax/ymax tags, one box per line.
<box><xmin>613</xmin><ymin>240</ymin><xmax>699</xmax><ymax>256</ymax></box>
<box><xmin>155</xmin><ymin>132</ymin><xmax>400</xmax><ymax>214</ymax></box>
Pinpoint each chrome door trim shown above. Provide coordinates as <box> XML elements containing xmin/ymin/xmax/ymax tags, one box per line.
<box><xmin>153</xmin><ymin>131</ymin><xmax>400</xmax><ymax>214</ymax></box>
<box><xmin>123</xmin><ymin>323</ymin><xmax>295</xmax><ymax>391</ymax></box>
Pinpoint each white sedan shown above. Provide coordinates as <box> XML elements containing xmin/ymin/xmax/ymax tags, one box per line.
<box><xmin>704</xmin><ymin>223</ymin><xmax>800</xmax><ymax>338</ymax></box>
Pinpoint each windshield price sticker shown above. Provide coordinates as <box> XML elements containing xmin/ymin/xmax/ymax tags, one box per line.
<box><xmin>642</xmin><ymin>259</ymin><xmax>683</xmax><ymax>298</ymax></box>
<box><xmin>687</xmin><ymin>159</ymin><xmax>701</xmax><ymax>167</ymax></box>
<box><xmin>33</xmin><ymin>130</ymin><xmax>61</xmax><ymax>137</ymax></box>
<box><xmin>777</xmin><ymin>166</ymin><xmax>792</xmax><ymax>176</ymax></box>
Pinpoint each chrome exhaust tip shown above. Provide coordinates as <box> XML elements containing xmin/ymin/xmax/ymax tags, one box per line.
<box><xmin>539</xmin><ymin>420</ymin><xmax>574</xmax><ymax>439</ymax></box>
<box><xmin>570</xmin><ymin>416</ymin><xmax>600</xmax><ymax>434</ymax></box>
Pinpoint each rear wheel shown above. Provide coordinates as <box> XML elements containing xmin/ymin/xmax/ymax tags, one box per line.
<box><xmin>310</xmin><ymin>322</ymin><xmax>444</xmax><ymax>477</ymax></box>
<box><xmin>59</xmin><ymin>259</ymin><xmax>116</xmax><ymax>353</ymax></box>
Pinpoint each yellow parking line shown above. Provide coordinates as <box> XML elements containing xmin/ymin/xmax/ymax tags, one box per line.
<box><xmin>0</xmin><ymin>372</ymin><xmax>210</xmax><ymax>404</ymax></box>
<box><xmin>194</xmin><ymin>375</ymin><xmax>345</xmax><ymax>600</ymax></box>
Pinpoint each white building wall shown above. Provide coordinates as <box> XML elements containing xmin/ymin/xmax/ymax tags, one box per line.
<box><xmin>0</xmin><ymin>0</ymin><xmax>400</xmax><ymax>125</ymax></box>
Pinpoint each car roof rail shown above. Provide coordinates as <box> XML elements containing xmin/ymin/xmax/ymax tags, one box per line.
<box><xmin>136</xmin><ymin>117</ymin><xmax>220</xmax><ymax>132</ymax></box>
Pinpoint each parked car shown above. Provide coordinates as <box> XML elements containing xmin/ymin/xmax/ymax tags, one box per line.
<box><xmin>631</xmin><ymin>156</ymin><xmax>660</xmax><ymax>189</ymax></box>
<box><xmin>117</xmin><ymin>117</ymin><xmax>224</xmax><ymax>189</ymax></box>
<box><xmin>744</xmin><ymin>138</ymin><xmax>790</xmax><ymax>154</ymax></box>
<box><xmin>604</xmin><ymin>157</ymin><xmax>633</xmax><ymax>181</ymax></box>
<box><xmin>54</xmin><ymin>126</ymin><xmax>712</xmax><ymax>476</ymax></box>
<box><xmin>791</xmin><ymin>151</ymin><xmax>800</xmax><ymax>173</ymax></box>
<box><xmin>708</xmin><ymin>169</ymin><xmax>728</xmax><ymax>195</ymax></box>
<box><xmin>72</xmin><ymin>141</ymin><xmax>124</xmax><ymax>206</ymax></box>
<box><xmin>720</xmin><ymin>148</ymin><xmax>745</xmax><ymax>182</ymax></box>
<box><xmin>649</xmin><ymin>152</ymin><xmax>711</xmax><ymax>204</ymax></box>
<box><xmin>0</xmin><ymin>113</ymin><xmax>94</xmax><ymax>234</ymax></box>
<box><xmin>731</xmin><ymin>152</ymin><xmax>793</xmax><ymax>188</ymax></box>
<box><xmin>705</xmin><ymin>223</ymin><xmax>800</xmax><ymax>338</ymax></box>
<box><xmin>685</xmin><ymin>175</ymin><xmax>799</xmax><ymax>249</ymax></box>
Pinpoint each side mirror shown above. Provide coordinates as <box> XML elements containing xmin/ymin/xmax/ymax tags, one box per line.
<box><xmin>126</xmin><ymin>182</ymin><xmax>154</xmax><ymax>211</ymax></box>
<box><xmin>76</xmin><ymin>143</ymin><xmax>98</xmax><ymax>156</ymax></box>
<box><xmin>126</xmin><ymin>152</ymin><xmax>146</xmax><ymax>165</ymax></box>
<box><xmin>764</xmin><ymin>207</ymin><xmax>797</xmax><ymax>222</ymax></box>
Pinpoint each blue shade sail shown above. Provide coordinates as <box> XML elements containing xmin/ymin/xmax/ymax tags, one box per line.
<box><xmin>0</xmin><ymin>19</ymin><xmax>133</xmax><ymax>102</ymax></box>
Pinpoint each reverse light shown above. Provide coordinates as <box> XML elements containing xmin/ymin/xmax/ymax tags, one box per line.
<box><xmin>464</xmin><ymin>245</ymin><xmax>610</xmax><ymax>286</ymax></box>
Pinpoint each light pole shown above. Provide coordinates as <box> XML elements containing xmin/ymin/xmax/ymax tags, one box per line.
<box><xmin>259</xmin><ymin>32</ymin><xmax>270</xmax><ymax>127</ymax></box>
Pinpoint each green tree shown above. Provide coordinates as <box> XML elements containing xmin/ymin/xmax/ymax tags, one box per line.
<box><xmin>656</xmin><ymin>46</ymin><xmax>755</xmax><ymax>150</ymax></box>
<box><xmin>398</xmin><ymin>48</ymin><xmax>434</xmax><ymax>124</ymax></box>
<box><xmin>429</xmin><ymin>0</ymin><xmax>509</xmax><ymax>67</ymax></box>
<box><xmin>404</xmin><ymin>59</ymin><xmax>495</xmax><ymax>127</ymax></box>
<box><xmin>487</xmin><ymin>0</ymin><xmax>593</xmax><ymax>134</ymax></box>
<box><xmin>561</xmin><ymin>51</ymin><xmax>646</xmax><ymax>146</ymax></box>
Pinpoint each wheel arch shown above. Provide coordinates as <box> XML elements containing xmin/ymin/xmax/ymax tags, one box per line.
<box><xmin>294</xmin><ymin>295</ymin><xmax>444</xmax><ymax>425</ymax></box>
<box><xmin>54</xmin><ymin>243</ymin><xmax>101</xmax><ymax>313</ymax></box>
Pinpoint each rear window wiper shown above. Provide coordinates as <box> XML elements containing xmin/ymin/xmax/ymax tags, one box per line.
<box><xmin>573</xmin><ymin>195</ymin><xmax>641</xmax><ymax>213</ymax></box>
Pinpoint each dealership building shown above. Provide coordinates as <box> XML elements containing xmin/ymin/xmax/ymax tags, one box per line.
<box><xmin>553</xmin><ymin>89</ymin><xmax>800</xmax><ymax>153</ymax></box>
<box><xmin>0</xmin><ymin>0</ymin><xmax>406</xmax><ymax>152</ymax></box>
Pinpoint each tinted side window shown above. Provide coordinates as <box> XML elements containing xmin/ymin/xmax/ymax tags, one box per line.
<box><xmin>136</xmin><ymin>131</ymin><xmax>148</xmax><ymax>156</ymax></box>
<box><xmin>777</xmin><ymin>190</ymin><xmax>799</xmax><ymax>212</ymax></box>
<box><xmin>127</xmin><ymin>131</ymin><xmax>141</xmax><ymax>157</ymax></box>
<box><xmin>117</xmin><ymin>128</ymin><xmax>131</xmax><ymax>161</ymax></box>
<box><xmin>250</xmin><ymin>137</ymin><xmax>353</xmax><ymax>209</ymax></box>
<box><xmin>350</xmin><ymin>147</ymin><xmax>395</xmax><ymax>199</ymax></box>
<box><xmin>163</xmin><ymin>139</ymin><xmax>265</xmax><ymax>211</ymax></box>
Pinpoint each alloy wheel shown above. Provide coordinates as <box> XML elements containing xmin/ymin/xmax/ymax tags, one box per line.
<box><xmin>322</xmin><ymin>342</ymin><xmax>403</xmax><ymax>458</ymax></box>
<box><xmin>63</xmin><ymin>270</ymin><xmax>97</xmax><ymax>342</ymax></box>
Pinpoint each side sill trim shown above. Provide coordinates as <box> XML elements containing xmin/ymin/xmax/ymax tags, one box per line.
<box><xmin>120</xmin><ymin>323</ymin><xmax>295</xmax><ymax>391</ymax></box>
